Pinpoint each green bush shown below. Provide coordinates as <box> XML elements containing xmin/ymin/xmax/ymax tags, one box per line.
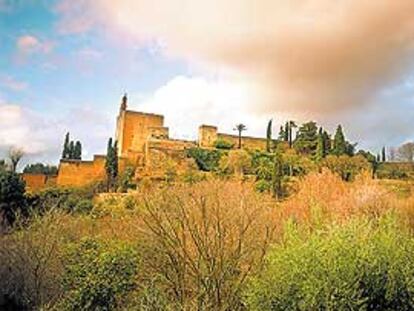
<box><xmin>255</xmin><ymin>179</ymin><xmax>271</xmax><ymax>193</ymax></box>
<box><xmin>186</xmin><ymin>148</ymin><xmax>225</xmax><ymax>171</ymax></box>
<box><xmin>213</xmin><ymin>139</ymin><xmax>234</xmax><ymax>150</ymax></box>
<box><xmin>0</xmin><ymin>170</ymin><xmax>26</xmax><ymax>226</ymax></box>
<box><xmin>59</xmin><ymin>238</ymin><xmax>139</xmax><ymax>310</ymax></box>
<box><xmin>245</xmin><ymin>214</ymin><xmax>414</xmax><ymax>310</ymax></box>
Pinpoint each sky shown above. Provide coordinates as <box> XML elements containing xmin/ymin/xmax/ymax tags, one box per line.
<box><xmin>1</xmin><ymin>0</ymin><xmax>414</xmax><ymax>169</ymax></box>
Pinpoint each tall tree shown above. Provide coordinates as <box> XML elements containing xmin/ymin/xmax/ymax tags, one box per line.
<box><xmin>0</xmin><ymin>169</ymin><xmax>26</xmax><ymax>226</ymax></box>
<box><xmin>278</xmin><ymin>126</ymin><xmax>285</xmax><ymax>141</ymax></box>
<box><xmin>332</xmin><ymin>125</ymin><xmax>347</xmax><ymax>156</ymax></box>
<box><xmin>284</xmin><ymin>122</ymin><xmax>289</xmax><ymax>142</ymax></box>
<box><xmin>381</xmin><ymin>146</ymin><xmax>386</xmax><ymax>162</ymax></box>
<box><xmin>105</xmin><ymin>138</ymin><xmax>119</xmax><ymax>191</ymax></box>
<box><xmin>68</xmin><ymin>141</ymin><xmax>75</xmax><ymax>159</ymax></box>
<box><xmin>288</xmin><ymin>121</ymin><xmax>297</xmax><ymax>148</ymax></box>
<box><xmin>315</xmin><ymin>127</ymin><xmax>326</xmax><ymax>161</ymax></box>
<box><xmin>293</xmin><ymin>121</ymin><xmax>318</xmax><ymax>156</ymax></box>
<box><xmin>234</xmin><ymin>124</ymin><xmax>247</xmax><ymax>149</ymax></box>
<box><xmin>74</xmin><ymin>141</ymin><xmax>82</xmax><ymax>160</ymax></box>
<box><xmin>266</xmin><ymin>119</ymin><xmax>273</xmax><ymax>152</ymax></box>
<box><xmin>8</xmin><ymin>147</ymin><xmax>24</xmax><ymax>173</ymax></box>
<box><xmin>62</xmin><ymin>132</ymin><xmax>70</xmax><ymax>159</ymax></box>
<box><xmin>322</xmin><ymin>130</ymin><xmax>331</xmax><ymax>155</ymax></box>
<box><xmin>272</xmin><ymin>148</ymin><xmax>284</xmax><ymax>200</ymax></box>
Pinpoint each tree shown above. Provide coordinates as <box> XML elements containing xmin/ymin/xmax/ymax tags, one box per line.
<box><xmin>266</xmin><ymin>119</ymin><xmax>273</xmax><ymax>152</ymax></box>
<box><xmin>272</xmin><ymin>148</ymin><xmax>284</xmax><ymax>199</ymax></box>
<box><xmin>8</xmin><ymin>147</ymin><xmax>24</xmax><ymax>173</ymax></box>
<box><xmin>322</xmin><ymin>130</ymin><xmax>331</xmax><ymax>154</ymax></box>
<box><xmin>62</xmin><ymin>132</ymin><xmax>70</xmax><ymax>159</ymax></box>
<box><xmin>397</xmin><ymin>142</ymin><xmax>414</xmax><ymax>162</ymax></box>
<box><xmin>219</xmin><ymin>149</ymin><xmax>251</xmax><ymax>178</ymax></box>
<box><xmin>288</xmin><ymin>121</ymin><xmax>297</xmax><ymax>148</ymax></box>
<box><xmin>74</xmin><ymin>141</ymin><xmax>82</xmax><ymax>160</ymax></box>
<box><xmin>278</xmin><ymin>126</ymin><xmax>285</xmax><ymax>141</ymax></box>
<box><xmin>105</xmin><ymin>138</ymin><xmax>118</xmax><ymax>191</ymax></box>
<box><xmin>0</xmin><ymin>170</ymin><xmax>26</xmax><ymax>226</ymax></box>
<box><xmin>284</xmin><ymin>122</ymin><xmax>289</xmax><ymax>142</ymax></box>
<box><xmin>332</xmin><ymin>125</ymin><xmax>347</xmax><ymax>156</ymax></box>
<box><xmin>356</xmin><ymin>150</ymin><xmax>378</xmax><ymax>178</ymax></box>
<box><xmin>23</xmin><ymin>163</ymin><xmax>58</xmax><ymax>175</ymax></box>
<box><xmin>315</xmin><ymin>127</ymin><xmax>326</xmax><ymax>161</ymax></box>
<box><xmin>233</xmin><ymin>123</ymin><xmax>247</xmax><ymax>149</ymax></box>
<box><xmin>68</xmin><ymin>141</ymin><xmax>75</xmax><ymax>159</ymax></box>
<box><xmin>293</xmin><ymin>121</ymin><xmax>318</xmax><ymax>156</ymax></box>
<box><xmin>322</xmin><ymin>155</ymin><xmax>370</xmax><ymax>181</ymax></box>
<box><xmin>381</xmin><ymin>146</ymin><xmax>386</xmax><ymax>162</ymax></box>
<box><xmin>389</xmin><ymin>147</ymin><xmax>397</xmax><ymax>162</ymax></box>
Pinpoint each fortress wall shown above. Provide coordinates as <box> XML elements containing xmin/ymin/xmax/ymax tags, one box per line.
<box><xmin>148</xmin><ymin>126</ymin><xmax>169</xmax><ymax>139</ymax></box>
<box><xmin>198</xmin><ymin>125</ymin><xmax>218</xmax><ymax>148</ymax></box>
<box><xmin>217</xmin><ymin>133</ymin><xmax>267</xmax><ymax>150</ymax></box>
<box><xmin>22</xmin><ymin>173</ymin><xmax>48</xmax><ymax>191</ymax></box>
<box><xmin>57</xmin><ymin>158</ymin><xmax>105</xmax><ymax>187</ymax></box>
<box><xmin>116</xmin><ymin>110</ymin><xmax>164</xmax><ymax>156</ymax></box>
<box><xmin>141</xmin><ymin>138</ymin><xmax>196</xmax><ymax>179</ymax></box>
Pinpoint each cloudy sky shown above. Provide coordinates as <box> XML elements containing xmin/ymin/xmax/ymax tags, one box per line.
<box><xmin>1</xmin><ymin>0</ymin><xmax>414</xmax><ymax>168</ymax></box>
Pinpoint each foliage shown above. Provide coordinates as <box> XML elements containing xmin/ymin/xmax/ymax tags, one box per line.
<box><xmin>293</xmin><ymin>121</ymin><xmax>318</xmax><ymax>155</ymax></box>
<box><xmin>245</xmin><ymin>214</ymin><xmax>414</xmax><ymax>311</ymax></box>
<box><xmin>397</xmin><ymin>142</ymin><xmax>414</xmax><ymax>162</ymax></box>
<box><xmin>255</xmin><ymin>179</ymin><xmax>272</xmax><ymax>193</ymax></box>
<box><xmin>118</xmin><ymin>165</ymin><xmax>135</xmax><ymax>192</ymax></box>
<box><xmin>59</xmin><ymin>238</ymin><xmax>139</xmax><ymax>310</ymax></box>
<box><xmin>322</xmin><ymin>155</ymin><xmax>370</xmax><ymax>181</ymax></box>
<box><xmin>23</xmin><ymin>163</ymin><xmax>58</xmax><ymax>175</ymax></box>
<box><xmin>252</xmin><ymin>152</ymin><xmax>273</xmax><ymax>181</ymax></box>
<box><xmin>213</xmin><ymin>138</ymin><xmax>234</xmax><ymax>150</ymax></box>
<box><xmin>186</xmin><ymin>147</ymin><xmax>225</xmax><ymax>171</ymax></box>
<box><xmin>8</xmin><ymin>147</ymin><xmax>24</xmax><ymax>172</ymax></box>
<box><xmin>74</xmin><ymin>141</ymin><xmax>82</xmax><ymax>160</ymax></box>
<box><xmin>219</xmin><ymin>149</ymin><xmax>252</xmax><ymax>177</ymax></box>
<box><xmin>105</xmin><ymin>137</ymin><xmax>118</xmax><ymax>191</ymax></box>
<box><xmin>62</xmin><ymin>133</ymin><xmax>82</xmax><ymax>160</ymax></box>
<box><xmin>164</xmin><ymin>159</ymin><xmax>178</xmax><ymax>184</ymax></box>
<box><xmin>282</xmin><ymin>148</ymin><xmax>317</xmax><ymax>177</ymax></box>
<box><xmin>0</xmin><ymin>169</ymin><xmax>26</xmax><ymax>226</ymax></box>
<box><xmin>62</xmin><ymin>132</ymin><xmax>70</xmax><ymax>159</ymax></box>
<box><xmin>140</xmin><ymin>181</ymin><xmax>274</xmax><ymax>310</ymax></box>
<box><xmin>27</xmin><ymin>186</ymin><xmax>94</xmax><ymax>214</ymax></box>
<box><xmin>272</xmin><ymin>148</ymin><xmax>285</xmax><ymax>199</ymax></box>
<box><xmin>332</xmin><ymin>125</ymin><xmax>347</xmax><ymax>155</ymax></box>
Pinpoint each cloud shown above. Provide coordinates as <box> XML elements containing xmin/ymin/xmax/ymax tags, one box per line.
<box><xmin>55</xmin><ymin>0</ymin><xmax>414</xmax><ymax>114</ymax></box>
<box><xmin>132</xmin><ymin>75</ymin><xmax>290</xmax><ymax>140</ymax></box>
<box><xmin>16</xmin><ymin>35</ymin><xmax>53</xmax><ymax>55</ymax></box>
<box><xmin>0</xmin><ymin>75</ymin><xmax>28</xmax><ymax>92</ymax></box>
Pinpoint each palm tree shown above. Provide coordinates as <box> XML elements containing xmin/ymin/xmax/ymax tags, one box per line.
<box><xmin>234</xmin><ymin>123</ymin><xmax>247</xmax><ymax>149</ymax></box>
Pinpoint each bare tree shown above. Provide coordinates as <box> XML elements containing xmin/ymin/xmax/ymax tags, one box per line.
<box><xmin>8</xmin><ymin>147</ymin><xmax>24</xmax><ymax>172</ymax></box>
<box><xmin>397</xmin><ymin>142</ymin><xmax>414</xmax><ymax>162</ymax></box>
<box><xmin>388</xmin><ymin>147</ymin><xmax>397</xmax><ymax>162</ymax></box>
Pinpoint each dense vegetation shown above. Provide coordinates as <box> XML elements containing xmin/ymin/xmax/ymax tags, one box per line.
<box><xmin>2</xmin><ymin>121</ymin><xmax>414</xmax><ymax>310</ymax></box>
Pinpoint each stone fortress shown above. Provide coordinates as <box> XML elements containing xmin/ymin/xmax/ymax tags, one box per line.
<box><xmin>24</xmin><ymin>95</ymin><xmax>269</xmax><ymax>189</ymax></box>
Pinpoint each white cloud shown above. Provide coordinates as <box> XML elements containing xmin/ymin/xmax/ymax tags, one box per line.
<box><xmin>16</xmin><ymin>35</ymin><xmax>53</xmax><ymax>56</ymax></box>
<box><xmin>131</xmin><ymin>75</ymin><xmax>289</xmax><ymax>140</ymax></box>
<box><xmin>0</xmin><ymin>75</ymin><xmax>28</xmax><ymax>91</ymax></box>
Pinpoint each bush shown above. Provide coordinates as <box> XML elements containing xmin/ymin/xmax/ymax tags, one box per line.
<box><xmin>255</xmin><ymin>179</ymin><xmax>271</xmax><ymax>193</ymax></box>
<box><xmin>245</xmin><ymin>214</ymin><xmax>414</xmax><ymax>310</ymax></box>
<box><xmin>186</xmin><ymin>148</ymin><xmax>225</xmax><ymax>171</ymax></box>
<box><xmin>59</xmin><ymin>238</ymin><xmax>139</xmax><ymax>310</ymax></box>
<box><xmin>213</xmin><ymin>138</ymin><xmax>234</xmax><ymax>150</ymax></box>
<box><xmin>322</xmin><ymin>155</ymin><xmax>370</xmax><ymax>181</ymax></box>
<box><xmin>0</xmin><ymin>170</ymin><xmax>26</xmax><ymax>226</ymax></box>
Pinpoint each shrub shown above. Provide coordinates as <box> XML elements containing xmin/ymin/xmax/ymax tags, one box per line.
<box><xmin>245</xmin><ymin>214</ymin><xmax>414</xmax><ymax>310</ymax></box>
<box><xmin>219</xmin><ymin>149</ymin><xmax>252</xmax><ymax>177</ymax></box>
<box><xmin>255</xmin><ymin>179</ymin><xmax>271</xmax><ymax>193</ymax></box>
<box><xmin>0</xmin><ymin>170</ymin><xmax>26</xmax><ymax>226</ymax></box>
<box><xmin>186</xmin><ymin>147</ymin><xmax>225</xmax><ymax>171</ymax></box>
<box><xmin>213</xmin><ymin>138</ymin><xmax>234</xmax><ymax>150</ymax></box>
<box><xmin>59</xmin><ymin>238</ymin><xmax>139</xmax><ymax>310</ymax></box>
<box><xmin>322</xmin><ymin>154</ymin><xmax>370</xmax><ymax>181</ymax></box>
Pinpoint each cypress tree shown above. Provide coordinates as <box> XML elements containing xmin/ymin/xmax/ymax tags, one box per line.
<box><xmin>69</xmin><ymin>141</ymin><xmax>75</xmax><ymax>159</ymax></box>
<box><xmin>288</xmin><ymin>121</ymin><xmax>296</xmax><ymax>148</ymax></box>
<box><xmin>74</xmin><ymin>141</ymin><xmax>82</xmax><ymax>160</ymax></box>
<box><xmin>315</xmin><ymin>127</ymin><xmax>325</xmax><ymax>161</ymax></box>
<box><xmin>381</xmin><ymin>146</ymin><xmax>386</xmax><ymax>162</ymax></box>
<box><xmin>113</xmin><ymin>140</ymin><xmax>119</xmax><ymax>180</ymax></box>
<box><xmin>333</xmin><ymin>125</ymin><xmax>347</xmax><ymax>156</ymax></box>
<box><xmin>272</xmin><ymin>147</ymin><xmax>284</xmax><ymax>200</ymax></box>
<box><xmin>266</xmin><ymin>119</ymin><xmax>273</xmax><ymax>152</ymax></box>
<box><xmin>278</xmin><ymin>126</ymin><xmax>285</xmax><ymax>140</ymax></box>
<box><xmin>105</xmin><ymin>138</ymin><xmax>119</xmax><ymax>191</ymax></box>
<box><xmin>62</xmin><ymin>132</ymin><xmax>70</xmax><ymax>159</ymax></box>
<box><xmin>322</xmin><ymin>130</ymin><xmax>331</xmax><ymax>155</ymax></box>
<box><xmin>284</xmin><ymin>122</ymin><xmax>289</xmax><ymax>142</ymax></box>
